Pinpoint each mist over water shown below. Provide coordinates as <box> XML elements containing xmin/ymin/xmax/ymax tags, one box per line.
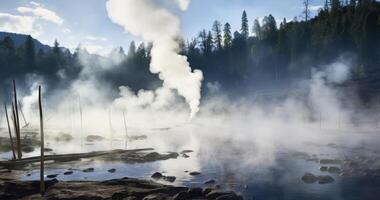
<box><xmin>1</xmin><ymin>1</ymin><xmax>380</xmax><ymax>200</ymax></box>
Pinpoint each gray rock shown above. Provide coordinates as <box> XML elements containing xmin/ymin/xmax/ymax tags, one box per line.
<box><xmin>206</xmin><ymin>190</ymin><xmax>236</xmax><ymax>199</ymax></box>
<box><xmin>54</xmin><ymin>133</ymin><xmax>73</xmax><ymax>142</ymax></box>
<box><xmin>328</xmin><ymin>166</ymin><xmax>341</xmax><ymax>174</ymax></box>
<box><xmin>204</xmin><ymin>179</ymin><xmax>216</xmax><ymax>184</ymax></box>
<box><xmin>47</xmin><ymin>174</ymin><xmax>58</xmax><ymax>178</ymax></box>
<box><xmin>123</xmin><ymin>197</ymin><xmax>138</xmax><ymax>200</ymax></box>
<box><xmin>82</xmin><ymin>168</ymin><xmax>94</xmax><ymax>173</ymax></box>
<box><xmin>173</xmin><ymin>191</ymin><xmax>189</xmax><ymax>200</ymax></box>
<box><xmin>202</xmin><ymin>188</ymin><xmax>212</xmax><ymax>195</ymax></box>
<box><xmin>301</xmin><ymin>173</ymin><xmax>318</xmax><ymax>184</ymax></box>
<box><xmin>86</xmin><ymin>135</ymin><xmax>105</xmax><ymax>142</ymax></box>
<box><xmin>320</xmin><ymin>159</ymin><xmax>342</xmax><ymax>165</ymax></box>
<box><xmin>108</xmin><ymin>168</ymin><xmax>116</xmax><ymax>173</ymax></box>
<box><xmin>142</xmin><ymin>193</ymin><xmax>169</xmax><ymax>200</ymax></box>
<box><xmin>21</xmin><ymin>146</ymin><xmax>34</xmax><ymax>153</ymax></box>
<box><xmin>64</xmin><ymin>171</ymin><xmax>73</xmax><ymax>175</ymax></box>
<box><xmin>151</xmin><ymin>172</ymin><xmax>163</xmax><ymax>179</ymax></box>
<box><xmin>163</xmin><ymin>176</ymin><xmax>176</xmax><ymax>183</ymax></box>
<box><xmin>189</xmin><ymin>171</ymin><xmax>201</xmax><ymax>176</ymax></box>
<box><xmin>320</xmin><ymin>166</ymin><xmax>328</xmax><ymax>172</ymax></box>
<box><xmin>318</xmin><ymin>175</ymin><xmax>335</xmax><ymax>184</ymax></box>
<box><xmin>181</xmin><ymin>150</ymin><xmax>194</xmax><ymax>154</ymax></box>
<box><xmin>44</xmin><ymin>148</ymin><xmax>53</xmax><ymax>152</ymax></box>
<box><xmin>187</xmin><ymin>188</ymin><xmax>203</xmax><ymax>197</ymax></box>
<box><xmin>216</xmin><ymin>194</ymin><xmax>242</xmax><ymax>200</ymax></box>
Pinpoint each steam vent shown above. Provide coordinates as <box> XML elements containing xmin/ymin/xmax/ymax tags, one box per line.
<box><xmin>1</xmin><ymin>0</ymin><xmax>380</xmax><ymax>199</ymax></box>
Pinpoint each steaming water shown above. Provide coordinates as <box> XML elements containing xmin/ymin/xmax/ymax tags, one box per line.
<box><xmin>2</xmin><ymin>126</ymin><xmax>380</xmax><ymax>200</ymax></box>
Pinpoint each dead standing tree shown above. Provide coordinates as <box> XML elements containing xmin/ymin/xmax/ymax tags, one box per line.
<box><xmin>13</xmin><ymin>80</ymin><xmax>22</xmax><ymax>159</ymax></box>
<box><xmin>4</xmin><ymin>103</ymin><xmax>16</xmax><ymax>160</ymax></box>
<box><xmin>123</xmin><ymin>111</ymin><xmax>128</xmax><ymax>149</ymax></box>
<box><xmin>303</xmin><ymin>0</ymin><xmax>310</xmax><ymax>21</ymax></box>
<box><xmin>38</xmin><ymin>86</ymin><xmax>45</xmax><ymax>195</ymax></box>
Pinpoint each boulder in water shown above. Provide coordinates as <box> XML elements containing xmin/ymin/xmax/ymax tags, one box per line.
<box><xmin>21</xmin><ymin>146</ymin><xmax>34</xmax><ymax>153</ymax></box>
<box><xmin>63</xmin><ymin>171</ymin><xmax>73</xmax><ymax>175</ymax></box>
<box><xmin>189</xmin><ymin>171</ymin><xmax>201</xmax><ymax>176</ymax></box>
<box><xmin>301</xmin><ymin>173</ymin><xmax>318</xmax><ymax>184</ymax></box>
<box><xmin>320</xmin><ymin>166</ymin><xmax>328</xmax><ymax>172</ymax></box>
<box><xmin>163</xmin><ymin>176</ymin><xmax>176</xmax><ymax>183</ymax></box>
<box><xmin>318</xmin><ymin>175</ymin><xmax>334</xmax><ymax>184</ymax></box>
<box><xmin>108</xmin><ymin>168</ymin><xmax>116</xmax><ymax>173</ymax></box>
<box><xmin>151</xmin><ymin>172</ymin><xmax>163</xmax><ymax>179</ymax></box>
<box><xmin>54</xmin><ymin>133</ymin><xmax>73</xmax><ymax>142</ymax></box>
<box><xmin>82</xmin><ymin>168</ymin><xmax>94</xmax><ymax>173</ymax></box>
<box><xmin>86</xmin><ymin>135</ymin><xmax>105</xmax><ymax>142</ymax></box>
<box><xmin>204</xmin><ymin>179</ymin><xmax>216</xmax><ymax>184</ymax></box>
<box><xmin>47</xmin><ymin>174</ymin><xmax>58</xmax><ymax>179</ymax></box>
<box><xmin>328</xmin><ymin>166</ymin><xmax>341</xmax><ymax>174</ymax></box>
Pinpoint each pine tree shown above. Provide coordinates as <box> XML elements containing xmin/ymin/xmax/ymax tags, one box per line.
<box><xmin>198</xmin><ymin>29</ymin><xmax>208</xmax><ymax>54</ymax></box>
<box><xmin>24</xmin><ymin>35</ymin><xmax>36</xmax><ymax>69</ymax></box>
<box><xmin>241</xmin><ymin>11</ymin><xmax>249</xmax><ymax>38</ymax></box>
<box><xmin>223</xmin><ymin>23</ymin><xmax>232</xmax><ymax>48</ymax></box>
<box><xmin>349</xmin><ymin>0</ymin><xmax>356</xmax><ymax>7</ymax></box>
<box><xmin>206</xmin><ymin>31</ymin><xmax>214</xmax><ymax>53</ymax></box>
<box><xmin>331</xmin><ymin>0</ymin><xmax>341</xmax><ymax>12</ymax></box>
<box><xmin>212</xmin><ymin>20</ymin><xmax>223</xmax><ymax>51</ymax></box>
<box><xmin>53</xmin><ymin>40</ymin><xmax>60</xmax><ymax>55</ymax></box>
<box><xmin>127</xmin><ymin>41</ymin><xmax>136</xmax><ymax>59</ymax></box>
<box><xmin>252</xmin><ymin>19</ymin><xmax>262</xmax><ymax>39</ymax></box>
<box><xmin>262</xmin><ymin>15</ymin><xmax>277</xmax><ymax>41</ymax></box>
<box><xmin>324</xmin><ymin>0</ymin><xmax>329</xmax><ymax>10</ymax></box>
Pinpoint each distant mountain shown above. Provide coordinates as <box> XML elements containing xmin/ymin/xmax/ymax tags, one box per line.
<box><xmin>0</xmin><ymin>32</ymin><xmax>51</xmax><ymax>52</ymax></box>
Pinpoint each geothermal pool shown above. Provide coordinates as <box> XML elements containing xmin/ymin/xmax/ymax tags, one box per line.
<box><xmin>1</xmin><ymin>125</ymin><xmax>380</xmax><ymax>200</ymax></box>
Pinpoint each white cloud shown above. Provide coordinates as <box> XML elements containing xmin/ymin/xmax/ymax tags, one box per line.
<box><xmin>172</xmin><ymin>0</ymin><xmax>191</xmax><ymax>11</ymax></box>
<box><xmin>63</xmin><ymin>28</ymin><xmax>71</xmax><ymax>34</ymax></box>
<box><xmin>30</xmin><ymin>1</ymin><xmax>41</xmax><ymax>6</ymax></box>
<box><xmin>0</xmin><ymin>3</ymin><xmax>65</xmax><ymax>39</ymax></box>
<box><xmin>0</xmin><ymin>13</ymin><xmax>42</xmax><ymax>36</ymax></box>
<box><xmin>17</xmin><ymin>5</ymin><xmax>63</xmax><ymax>25</ymax></box>
<box><xmin>309</xmin><ymin>5</ymin><xmax>323</xmax><ymax>12</ymax></box>
<box><xmin>82</xmin><ymin>44</ymin><xmax>112</xmax><ymax>56</ymax></box>
<box><xmin>84</xmin><ymin>35</ymin><xmax>108</xmax><ymax>42</ymax></box>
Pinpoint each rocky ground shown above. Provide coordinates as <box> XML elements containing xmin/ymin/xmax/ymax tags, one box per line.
<box><xmin>0</xmin><ymin>171</ymin><xmax>243</xmax><ymax>200</ymax></box>
<box><xmin>294</xmin><ymin>142</ymin><xmax>380</xmax><ymax>184</ymax></box>
<box><xmin>0</xmin><ymin>133</ymin><xmax>243</xmax><ymax>199</ymax></box>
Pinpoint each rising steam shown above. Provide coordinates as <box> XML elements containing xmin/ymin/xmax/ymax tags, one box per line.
<box><xmin>106</xmin><ymin>0</ymin><xmax>203</xmax><ymax>119</ymax></box>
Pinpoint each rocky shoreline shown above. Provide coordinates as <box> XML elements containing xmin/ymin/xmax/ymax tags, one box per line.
<box><xmin>0</xmin><ymin>176</ymin><xmax>243</xmax><ymax>200</ymax></box>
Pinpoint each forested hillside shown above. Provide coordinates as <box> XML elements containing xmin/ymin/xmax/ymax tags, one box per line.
<box><xmin>0</xmin><ymin>0</ymin><xmax>379</xmax><ymax>100</ymax></box>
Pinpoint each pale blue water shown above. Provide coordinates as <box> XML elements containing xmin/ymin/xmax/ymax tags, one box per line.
<box><xmin>2</xmin><ymin>129</ymin><xmax>380</xmax><ymax>200</ymax></box>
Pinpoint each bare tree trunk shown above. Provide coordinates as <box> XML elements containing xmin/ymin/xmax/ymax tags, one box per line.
<box><xmin>109</xmin><ymin>109</ymin><xmax>113</xmax><ymax>147</ymax></box>
<box><xmin>13</xmin><ymin>80</ymin><xmax>22</xmax><ymax>159</ymax></box>
<box><xmin>11</xmin><ymin>102</ymin><xmax>22</xmax><ymax>159</ymax></box>
<box><xmin>79</xmin><ymin>95</ymin><xmax>83</xmax><ymax>148</ymax></box>
<box><xmin>4</xmin><ymin>103</ymin><xmax>16</xmax><ymax>160</ymax></box>
<box><xmin>303</xmin><ymin>0</ymin><xmax>310</xmax><ymax>21</ymax></box>
<box><xmin>123</xmin><ymin>111</ymin><xmax>128</xmax><ymax>149</ymax></box>
<box><xmin>18</xmin><ymin>101</ymin><xmax>29</xmax><ymax>128</ymax></box>
<box><xmin>38</xmin><ymin>86</ymin><xmax>45</xmax><ymax>195</ymax></box>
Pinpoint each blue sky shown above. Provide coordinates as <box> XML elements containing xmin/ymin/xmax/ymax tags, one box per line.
<box><xmin>0</xmin><ymin>0</ymin><xmax>326</xmax><ymax>55</ymax></box>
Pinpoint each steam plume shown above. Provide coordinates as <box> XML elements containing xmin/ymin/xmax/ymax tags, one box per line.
<box><xmin>106</xmin><ymin>0</ymin><xmax>203</xmax><ymax>119</ymax></box>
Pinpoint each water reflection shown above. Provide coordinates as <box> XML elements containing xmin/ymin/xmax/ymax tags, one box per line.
<box><xmin>2</xmin><ymin>126</ymin><xmax>380</xmax><ymax>200</ymax></box>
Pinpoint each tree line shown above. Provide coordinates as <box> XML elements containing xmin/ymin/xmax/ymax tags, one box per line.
<box><xmin>0</xmin><ymin>0</ymin><xmax>379</xmax><ymax>99</ymax></box>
